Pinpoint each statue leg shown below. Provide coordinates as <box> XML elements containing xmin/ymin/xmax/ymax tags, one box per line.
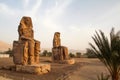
<box><xmin>34</xmin><ymin>40</ymin><xmax>40</xmax><ymax>64</ymax></box>
<box><xmin>63</xmin><ymin>47</ymin><xmax>69</xmax><ymax>60</ymax></box>
<box><xmin>23</xmin><ymin>41</ymin><xmax>28</xmax><ymax>65</ymax></box>
<box><xmin>28</xmin><ymin>40</ymin><xmax>35</xmax><ymax>65</ymax></box>
<box><xmin>52</xmin><ymin>48</ymin><xmax>60</xmax><ymax>61</ymax></box>
<box><xmin>59</xmin><ymin>47</ymin><xmax>64</xmax><ymax>60</ymax></box>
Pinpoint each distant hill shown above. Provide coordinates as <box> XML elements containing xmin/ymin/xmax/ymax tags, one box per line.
<box><xmin>0</xmin><ymin>40</ymin><xmax>12</xmax><ymax>52</ymax></box>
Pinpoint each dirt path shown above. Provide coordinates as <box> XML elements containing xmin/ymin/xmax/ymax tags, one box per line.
<box><xmin>68</xmin><ymin>58</ymin><xmax>109</xmax><ymax>80</ymax></box>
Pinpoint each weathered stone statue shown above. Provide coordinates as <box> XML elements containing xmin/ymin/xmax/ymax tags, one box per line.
<box><xmin>13</xmin><ymin>16</ymin><xmax>40</xmax><ymax>65</ymax></box>
<box><xmin>10</xmin><ymin>16</ymin><xmax>50</xmax><ymax>74</ymax></box>
<box><xmin>52</xmin><ymin>32</ymin><xmax>69</xmax><ymax>61</ymax></box>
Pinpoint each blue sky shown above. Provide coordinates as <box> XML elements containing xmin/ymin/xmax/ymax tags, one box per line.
<box><xmin>0</xmin><ymin>0</ymin><xmax>120</xmax><ymax>50</ymax></box>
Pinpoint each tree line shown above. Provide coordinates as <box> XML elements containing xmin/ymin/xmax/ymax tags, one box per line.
<box><xmin>0</xmin><ymin>48</ymin><xmax>97</xmax><ymax>58</ymax></box>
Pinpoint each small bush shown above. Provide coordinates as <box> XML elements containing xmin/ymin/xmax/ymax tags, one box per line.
<box><xmin>69</xmin><ymin>53</ymin><xmax>75</xmax><ymax>58</ymax></box>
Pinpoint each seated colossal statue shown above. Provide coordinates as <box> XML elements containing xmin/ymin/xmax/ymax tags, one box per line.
<box><xmin>52</xmin><ymin>32</ymin><xmax>69</xmax><ymax>61</ymax></box>
<box><xmin>13</xmin><ymin>16</ymin><xmax>40</xmax><ymax>65</ymax></box>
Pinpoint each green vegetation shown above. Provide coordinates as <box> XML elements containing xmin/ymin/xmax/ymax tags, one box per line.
<box><xmin>69</xmin><ymin>53</ymin><xmax>75</xmax><ymax>58</ymax></box>
<box><xmin>41</xmin><ymin>50</ymin><xmax>52</xmax><ymax>57</ymax></box>
<box><xmin>84</xmin><ymin>48</ymin><xmax>97</xmax><ymax>58</ymax></box>
<box><xmin>76</xmin><ymin>52</ymin><xmax>81</xmax><ymax>58</ymax></box>
<box><xmin>89</xmin><ymin>28</ymin><xmax>120</xmax><ymax>80</ymax></box>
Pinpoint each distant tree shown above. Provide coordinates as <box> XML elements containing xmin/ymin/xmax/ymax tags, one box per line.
<box><xmin>69</xmin><ymin>53</ymin><xmax>75</xmax><ymax>58</ymax></box>
<box><xmin>42</xmin><ymin>50</ymin><xmax>48</xmax><ymax>56</ymax></box>
<box><xmin>76</xmin><ymin>52</ymin><xmax>81</xmax><ymax>58</ymax></box>
<box><xmin>47</xmin><ymin>52</ymin><xmax>52</xmax><ymax>57</ymax></box>
<box><xmin>4</xmin><ymin>48</ymin><xmax>13</xmax><ymax>57</ymax></box>
<box><xmin>85</xmin><ymin>48</ymin><xmax>97</xmax><ymax>58</ymax></box>
<box><xmin>41</xmin><ymin>50</ymin><xmax>52</xmax><ymax>57</ymax></box>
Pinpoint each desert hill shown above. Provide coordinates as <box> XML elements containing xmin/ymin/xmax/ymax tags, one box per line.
<box><xmin>0</xmin><ymin>40</ymin><xmax>12</xmax><ymax>52</ymax></box>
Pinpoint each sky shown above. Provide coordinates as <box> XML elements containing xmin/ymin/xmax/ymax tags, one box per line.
<box><xmin>0</xmin><ymin>0</ymin><xmax>120</xmax><ymax>51</ymax></box>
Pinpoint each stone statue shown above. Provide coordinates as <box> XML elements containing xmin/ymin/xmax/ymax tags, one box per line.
<box><xmin>52</xmin><ymin>32</ymin><xmax>69</xmax><ymax>61</ymax></box>
<box><xmin>11</xmin><ymin>17</ymin><xmax>51</xmax><ymax>74</ymax></box>
<box><xmin>13</xmin><ymin>16</ymin><xmax>40</xmax><ymax>65</ymax></box>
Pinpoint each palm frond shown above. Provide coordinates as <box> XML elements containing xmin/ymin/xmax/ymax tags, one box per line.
<box><xmin>89</xmin><ymin>28</ymin><xmax>120</xmax><ymax>80</ymax></box>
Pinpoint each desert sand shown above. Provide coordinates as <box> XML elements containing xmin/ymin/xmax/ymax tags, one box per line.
<box><xmin>68</xmin><ymin>58</ymin><xmax>109</xmax><ymax>80</ymax></box>
<box><xmin>0</xmin><ymin>57</ymin><xmax>109</xmax><ymax>80</ymax></box>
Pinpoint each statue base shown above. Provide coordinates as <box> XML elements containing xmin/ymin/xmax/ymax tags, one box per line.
<box><xmin>15</xmin><ymin>64</ymin><xmax>51</xmax><ymax>74</ymax></box>
<box><xmin>53</xmin><ymin>59</ymin><xmax>75</xmax><ymax>64</ymax></box>
<box><xmin>1</xmin><ymin>64</ymin><xmax>51</xmax><ymax>75</ymax></box>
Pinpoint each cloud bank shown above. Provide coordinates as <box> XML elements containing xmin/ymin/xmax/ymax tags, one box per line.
<box><xmin>0</xmin><ymin>0</ymin><xmax>120</xmax><ymax>50</ymax></box>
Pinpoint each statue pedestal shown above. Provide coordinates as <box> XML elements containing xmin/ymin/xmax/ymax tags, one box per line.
<box><xmin>15</xmin><ymin>64</ymin><xmax>51</xmax><ymax>74</ymax></box>
<box><xmin>53</xmin><ymin>59</ymin><xmax>75</xmax><ymax>64</ymax></box>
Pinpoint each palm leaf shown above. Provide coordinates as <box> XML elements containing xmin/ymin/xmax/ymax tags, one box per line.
<box><xmin>89</xmin><ymin>28</ymin><xmax>120</xmax><ymax>80</ymax></box>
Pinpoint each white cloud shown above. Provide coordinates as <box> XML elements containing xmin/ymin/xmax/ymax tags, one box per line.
<box><xmin>33</xmin><ymin>0</ymin><xmax>73</xmax><ymax>48</ymax></box>
<box><xmin>61</xmin><ymin>24</ymin><xmax>97</xmax><ymax>50</ymax></box>
<box><xmin>0</xmin><ymin>3</ymin><xmax>16</xmax><ymax>15</ymax></box>
<box><xmin>45</xmin><ymin>0</ymin><xmax>72</xmax><ymax>19</ymax></box>
<box><xmin>42</xmin><ymin>0</ymin><xmax>73</xmax><ymax>31</ymax></box>
<box><xmin>23</xmin><ymin>0</ymin><xmax>30</xmax><ymax>8</ymax></box>
<box><xmin>92</xmin><ymin>2</ymin><xmax>120</xmax><ymax>29</ymax></box>
<box><xmin>30</xmin><ymin>0</ymin><xmax>42</xmax><ymax>17</ymax></box>
<box><xmin>1</xmin><ymin>0</ymin><xmax>119</xmax><ymax>50</ymax></box>
<box><xmin>22</xmin><ymin>0</ymin><xmax>42</xmax><ymax>29</ymax></box>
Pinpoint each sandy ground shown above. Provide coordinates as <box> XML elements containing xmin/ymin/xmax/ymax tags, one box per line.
<box><xmin>0</xmin><ymin>76</ymin><xmax>13</xmax><ymax>80</ymax></box>
<box><xmin>68</xmin><ymin>58</ymin><xmax>109</xmax><ymax>80</ymax></box>
<box><xmin>0</xmin><ymin>57</ymin><xmax>109</xmax><ymax>80</ymax></box>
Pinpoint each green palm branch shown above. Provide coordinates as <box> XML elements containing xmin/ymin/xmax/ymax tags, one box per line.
<box><xmin>89</xmin><ymin>28</ymin><xmax>120</xmax><ymax>80</ymax></box>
